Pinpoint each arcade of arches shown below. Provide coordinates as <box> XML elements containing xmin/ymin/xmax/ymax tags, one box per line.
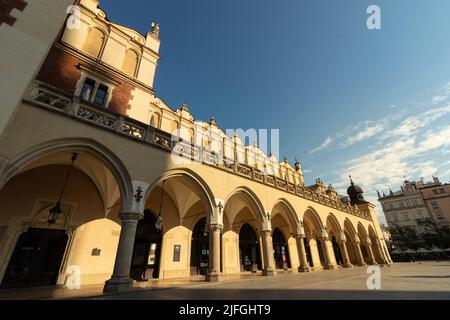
<box><xmin>0</xmin><ymin>145</ymin><xmax>392</xmax><ymax>293</ymax></box>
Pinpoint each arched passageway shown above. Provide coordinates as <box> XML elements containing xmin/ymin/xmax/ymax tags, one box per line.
<box><xmin>140</xmin><ymin>170</ymin><xmax>214</xmax><ymax>280</ymax></box>
<box><xmin>190</xmin><ymin>217</ymin><xmax>209</xmax><ymax>276</ymax></box>
<box><xmin>239</xmin><ymin>223</ymin><xmax>261</xmax><ymax>272</ymax></box>
<box><xmin>0</xmin><ymin>143</ymin><xmax>131</xmax><ymax>289</ymax></box>
<box><xmin>303</xmin><ymin>209</ymin><xmax>325</xmax><ymax>269</ymax></box>
<box><xmin>130</xmin><ymin>210</ymin><xmax>162</xmax><ymax>280</ymax></box>
<box><xmin>272</xmin><ymin>228</ymin><xmax>291</xmax><ymax>270</ymax></box>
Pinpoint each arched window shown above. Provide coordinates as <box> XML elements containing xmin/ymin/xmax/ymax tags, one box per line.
<box><xmin>171</xmin><ymin>121</ymin><xmax>179</xmax><ymax>137</ymax></box>
<box><xmin>83</xmin><ymin>28</ymin><xmax>105</xmax><ymax>58</ymax></box>
<box><xmin>150</xmin><ymin>113</ymin><xmax>160</xmax><ymax>128</ymax></box>
<box><xmin>122</xmin><ymin>49</ymin><xmax>139</xmax><ymax>77</ymax></box>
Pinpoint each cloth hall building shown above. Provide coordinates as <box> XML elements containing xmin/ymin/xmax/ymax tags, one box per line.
<box><xmin>0</xmin><ymin>0</ymin><xmax>392</xmax><ymax>293</ymax></box>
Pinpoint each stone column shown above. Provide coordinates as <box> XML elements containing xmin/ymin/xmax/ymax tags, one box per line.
<box><xmin>374</xmin><ymin>240</ymin><xmax>388</xmax><ymax>265</ymax></box>
<box><xmin>206</xmin><ymin>223</ymin><xmax>223</xmax><ymax>281</ymax></box>
<box><xmin>338</xmin><ymin>239</ymin><xmax>353</xmax><ymax>268</ymax></box>
<box><xmin>104</xmin><ymin>212</ymin><xmax>143</xmax><ymax>293</ymax></box>
<box><xmin>294</xmin><ymin>234</ymin><xmax>310</xmax><ymax>272</ymax></box>
<box><xmin>354</xmin><ymin>239</ymin><xmax>367</xmax><ymax>267</ymax></box>
<box><xmin>260</xmin><ymin>230</ymin><xmax>276</xmax><ymax>276</ymax></box>
<box><xmin>319</xmin><ymin>234</ymin><xmax>336</xmax><ymax>270</ymax></box>
<box><xmin>366</xmin><ymin>238</ymin><xmax>377</xmax><ymax>265</ymax></box>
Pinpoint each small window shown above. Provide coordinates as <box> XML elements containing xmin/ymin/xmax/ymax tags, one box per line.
<box><xmin>431</xmin><ymin>202</ymin><xmax>439</xmax><ymax>209</ymax></box>
<box><xmin>439</xmin><ymin>188</ymin><xmax>445</xmax><ymax>194</ymax></box>
<box><xmin>436</xmin><ymin>212</ymin><xmax>445</xmax><ymax>220</ymax></box>
<box><xmin>80</xmin><ymin>78</ymin><xmax>95</xmax><ymax>101</ymax></box>
<box><xmin>93</xmin><ymin>84</ymin><xmax>108</xmax><ymax>107</ymax></box>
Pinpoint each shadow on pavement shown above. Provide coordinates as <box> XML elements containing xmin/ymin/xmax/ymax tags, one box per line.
<box><xmin>89</xmin><ymin>288</ymin><xmax>450</xmax><ymax>300</ymax></box>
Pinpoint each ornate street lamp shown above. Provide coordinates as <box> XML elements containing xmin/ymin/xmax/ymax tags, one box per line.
<box><xmin>155</xmin><ymin>180</ymin><xmax>165</xmax><ymax>230</ymax></box>
<box><xmin>48</xmin><ymin>152</ymin><xmax>78</xmax><ymax>225</ymax></box>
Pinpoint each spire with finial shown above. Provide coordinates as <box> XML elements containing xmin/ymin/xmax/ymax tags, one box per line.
<box><xmin>210</xmin><ymin>116</ymin><xmax>216</xmax><ymax>126</ymax></box>
<box><xmin>349</xmin><ymin>174</ymin><xmax>354</xmax><ymax>185</ymax></box>
<box><xmin>284</xmin><ymin>156</ymin><xmax>288</xmax><ymax>163</ymax></box>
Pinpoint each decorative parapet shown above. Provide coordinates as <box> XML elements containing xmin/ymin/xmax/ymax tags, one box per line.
<box><xmin>26</xmin><ymin>83</ymin><xmax>372</xmax><ymax>221</ymax></box>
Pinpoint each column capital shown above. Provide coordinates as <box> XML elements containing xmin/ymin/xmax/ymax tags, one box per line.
<box><xmin>208</xmin><ymin>223</ymin><xmax>223</xmax><ymax>232</ymax></box>
<box><xmin>119</xmin><ymin>212</ymin><xmax>144</xmax><ymax>222</ymax></box>
<box><xmin>294</xmin><ymin>233</ymin><xmax>306</xmax><ymax>239</ymax></box>
<box><xmin>259</xmin><ymin>229</ymin><xmax>272</xmax><ymax>236</ymax></box>
<box><xmin>319</xmin><ymin>232</ymin><xmax>329</xmax><ymax>241</ymax></box>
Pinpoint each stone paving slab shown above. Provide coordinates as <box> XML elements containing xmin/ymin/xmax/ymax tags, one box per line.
<box><xmin>0</xmin><ymin>262</ymin><xmax>449</xmax><ymax>300</ymax></box>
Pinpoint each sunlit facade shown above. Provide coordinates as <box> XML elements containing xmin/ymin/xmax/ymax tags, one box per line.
<box><xmin>0</xmin><ymin>0</ymin><xmax>391</xmax><ymax>293</ymax></box>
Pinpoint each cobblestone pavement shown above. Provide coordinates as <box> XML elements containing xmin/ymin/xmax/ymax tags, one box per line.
<box><xmin>1</xmin><ymin>262</ymin><xmax>448</xmax><ymax>300</ymax></box>
<box><xmin>89</xmin><ymin>261</ymin><xmax>450</xmax><ymax>300</ymax></box>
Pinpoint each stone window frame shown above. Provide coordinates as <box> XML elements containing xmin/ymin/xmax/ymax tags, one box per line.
<box><xmin>75</xmin><ymin>67</ymin><xmax>120</xmax><ymax>109</ymax></box>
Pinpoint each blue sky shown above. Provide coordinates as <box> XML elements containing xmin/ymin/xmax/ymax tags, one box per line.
<box><xmin>101</xmin><ymin>0</ymin><xmax>450</xmax><ymax>222</ymax></box>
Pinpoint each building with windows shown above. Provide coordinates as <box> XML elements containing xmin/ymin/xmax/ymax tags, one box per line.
<box><xmin>378</xmin><ymin>180</ymin><xmax>434</xmax><ymax>236</ymax></box>
<box><xmin>0</xmin><ymin>0</ymin><xmax>391</xmax><ymax>294</ymax></box>
<box><xmin>379</xmin><ymin>177</ymin><xmax>450</xmax><ymax>237</ymax></box>
<box><xmin>420</xmin><ymin>181</ymin><xmax>450</xmax><ymax>227</ymax></box>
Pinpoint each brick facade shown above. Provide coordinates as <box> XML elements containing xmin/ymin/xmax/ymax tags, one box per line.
<box><xmin>36</xmin><ymin>46</ymin><xmax>134</xmax><ymax>115</ymax></box>
<box><xmin>0</xmin><ymin>0</ymin><xmax>27</xmax><ymax>26</ymax></box>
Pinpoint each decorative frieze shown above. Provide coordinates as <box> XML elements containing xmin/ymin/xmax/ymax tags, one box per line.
<box><xmin>27</xmin><ymin>83</ymin><xmax>372</xmax><ymax>221</ymax></box>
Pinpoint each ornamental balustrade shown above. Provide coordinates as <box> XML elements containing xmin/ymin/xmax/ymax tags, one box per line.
<box><xmin>27</xmin><ymin>83</ymin><xmax>372</xmax><ymax>221</ymax></box>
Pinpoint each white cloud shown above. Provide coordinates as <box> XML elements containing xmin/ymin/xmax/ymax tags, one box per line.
<box><xmin>344</xmin><ymin>120</ymin><xmax>388</xmax><ymax>147</ymax></box>
<box><xmin>309</xmin><ymin>136</ymin><xmax>332</xmax><ymax>154</ymax></box>
<box><xmin>383</xmin><ymin>104</ymin><xmax>450</xmax><ymax>139</ymax></box>
<box><xmin>314</xmin><ymin>82</ymin><xmax>450</xmax><ymax>213</ymax></box>
<box><xmin>417</xmin><ymin>124</ymin><xmax>450</xmax><ymax>152</ymax></box>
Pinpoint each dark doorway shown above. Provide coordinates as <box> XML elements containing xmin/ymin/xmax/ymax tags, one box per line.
<box><xmin>190</xmin><ymin>217</ymin><xmax>209</xmax><ymax>276</ymax></box>
<box><xmin>1</xmin><ymin>228</ymin><xmax>68</xmax><ymax>289</ymax></box>
<box><xmin>239</xmin><ymin>224</ymin><xmax>261</xmax><ymax>272</ymax></box>
<box><xmin>361</xmin><ymin>244</ymin><xmax>369</xmax><ymax>263</ymax></box>
<box><xmin>304</xmin><ymin>238</ymin><xmax>313</xmax><ymax>267</ymax></box>
<box><xmin>272</xmin><ymin>228</ymin><xmax>291</xmax><ymax>270</ymax></box>
<box><xmin>316</xmin><ymin>237</ymin><xmax>325</xmax><ymax>266</ymax></box>
<box><xmin>332</xmin><ymin>236</ymin><xmax>343</xmax><ymax>265</ymax></box>
<box><xmin>130</xmin><ymin>210</ymin><xmax>162</xmax><ymax>280</ymax></box>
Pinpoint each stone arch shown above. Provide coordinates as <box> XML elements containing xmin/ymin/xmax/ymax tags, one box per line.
<box><xmin>302</xmin><ymin>207</ymin><xmax>325</xmax><ymax>268</ymax></box>
<box><xmin>326</xmin><ymin>214</ymin><xmax>344</xmax><ymax>266</ymax></box>
<box><xmin>357</xmin><ymin>222</ymin><xmax>368</xmax><ymax>242</ymax></box>
<box><xmin>223</xmin><ymin>186</ymin><xmax>267</xmax><ymax>228</ymax></box>
<box><xmin>343</xmin><ymin>219</ymin><xmax>359</xmax><ymax>265</ymax></box>
<box><xmin>325</xmin><ymin>213</ymin><xmax>343</xmax><ymax>238</ymax></box>
<box><xmin>0</xmin><ymin>138</ymin><xmax>133</xmax><ymax>212</ymax></box>
<box><xmin>368</xmin><ymin>225</ymin><xmax>383</xmax><ymax>264</ymax></box>
<box><xmin>271</xmin><ymin>199</ymin><xmax>300</xmax><ymax>233</ymax></box>
<box><xmin>0</xmin><ymin>138</ymin><xmax>132</xmax><ymax>288</ymax></box>
<box><xmin>144</xmin><ymin>168</ymin><xmax>216</xmax><ymax>222</ymax></box>
<box><xmin>357</xmin><ymin>222</ymin><xmax>371</xmax><ymax>264</ymax></box>
<box><xmin>302</xmin><ymin>207</ymin><xmax>324</xmax><ymax>232</ymax></box>
<box><xmin>270</xmin><ymin>199</ymin><xmax>299</xmax><ymax>270</ymax></box>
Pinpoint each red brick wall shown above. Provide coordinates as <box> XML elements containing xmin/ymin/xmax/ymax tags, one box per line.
<box><xmin>0</xmin><ymin>0</ymin><xmax>27</xmax><ymax>26</ymax></box>
<box><xmin>36</xmin><ymin>46</ymin><xmax>133</xmax><ymax>115</ymax></box>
